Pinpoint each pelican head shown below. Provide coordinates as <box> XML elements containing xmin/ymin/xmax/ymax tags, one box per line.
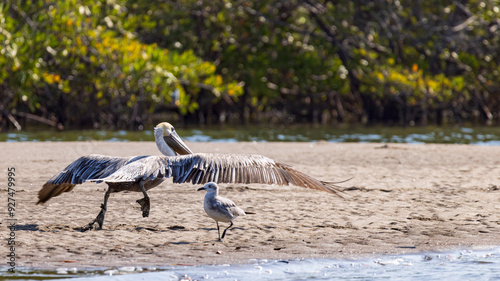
<box><xmin>154</xmin><ymin>122</ymin><xmax>193</xmax><ymax>156</ymax></box>
<box><xmin>197</xmin><ymin>182</ymin><xmax>218</xmax><ymax>194</ymax></box>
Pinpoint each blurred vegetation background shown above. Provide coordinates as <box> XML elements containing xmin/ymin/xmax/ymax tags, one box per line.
<box><xmin>2</xmin><ymin>0</ymin><xmax>500</xmax><ymax>130</ymax></box>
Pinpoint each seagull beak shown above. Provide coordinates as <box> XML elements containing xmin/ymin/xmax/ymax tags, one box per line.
<box><xmin>163</xmin><ymin>130</ymin><xmax>193</xmax><ymax>155</ymax></box>
<box><xmin>197</xmin><ymin>187</ymin><xmax>206</xmax><ymax>191</ymax></box>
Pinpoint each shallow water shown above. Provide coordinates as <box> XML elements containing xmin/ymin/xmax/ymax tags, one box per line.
<box><xmin>3</xmin><ymin>248</ymin><xmax>499</xmax><ymax>280</ymax></box>
<box><xmin>2</xmin><ymin>125</ymin><xmax>500</xmax><ymax>144</ymax></box>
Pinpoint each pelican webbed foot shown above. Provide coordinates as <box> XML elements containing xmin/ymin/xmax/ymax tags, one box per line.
<box><xmin>80</xmin><ymin>203</ymin><xmax>106</xmax><ymax>232</ymax></box>
<box><xmin>137</xmin><ymin>180</ymin><xmax>151</xmax><ymax>218</ymax></box>
<box><xmin>80</xmin><ymin>187</ymin><xmax>111</xmax><ymax>232</ymax></box>
<box><xmin>136</xmin><ymin>197</ymin><xmax>150</xmax><ymax>217</ymax></box>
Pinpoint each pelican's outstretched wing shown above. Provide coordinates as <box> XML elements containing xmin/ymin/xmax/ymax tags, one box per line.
<box><xmin>95</xmin><ymin>153</ymin><xmax>342</xmax><ymax>196</ymax></box>
<box><xmin>38</xmin><ymin>154</ymin><xmax>149</xmax><ymax>204</ymax></box>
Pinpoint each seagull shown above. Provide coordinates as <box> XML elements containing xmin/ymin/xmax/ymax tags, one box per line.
<box><xmin>198</xmin><ymin>182</ymin><xmax>246</xmax><ymax>241</ymax></box>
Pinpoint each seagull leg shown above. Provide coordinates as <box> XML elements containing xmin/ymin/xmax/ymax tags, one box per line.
<box><xmin>216</xmin><ymin>221</ymin><xmax>222</xmax><ymax>241</ymax></box>
<box><xmin>221</xmin><ymin>221</ymin><xmax>234</xmax><ymax>240</ymax></box>
<box><xmin>136</xmin><ymin>180</ymin><xmax>150</xmax><ymax>218</ymax></box>
<box><xmin>81</xmin><ymin>187</ymin><xmax>111</xmax><ymax>232</ymax></box>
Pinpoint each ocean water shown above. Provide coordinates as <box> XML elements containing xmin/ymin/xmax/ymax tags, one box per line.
<box><xmin>3</xmin><ymin>125</ymin><xmax>500</xmax><ymax>145</ymax></box>
<box><xmin>3</xmin><ymin>248</ymin><xmax>499</xmax><ymax>280</ymax></box>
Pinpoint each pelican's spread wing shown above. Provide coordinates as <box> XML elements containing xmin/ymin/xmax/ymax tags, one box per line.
<box><xmin>97</xmin><ymin>153</ymin><xmax>342</xmax><ymax>195</ymax></box>
<box><xmin>38</xmin><ymin>154</ymin><xmax>148</xmax><ymax>204</ymax></box>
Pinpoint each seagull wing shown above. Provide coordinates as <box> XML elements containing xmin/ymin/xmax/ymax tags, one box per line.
<box><xmin>215</xmin><ymin>196</ymin><xmax>246</xmax><ymax>217</ymax></box>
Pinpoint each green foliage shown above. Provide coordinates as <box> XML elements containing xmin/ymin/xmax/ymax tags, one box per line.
<box><xmin>1</xmin><ymin>0</ymin><xmax>241</xmax><ymax>128</ymax></box>
<box><xmin>2</xmin><ymin>0</ymin><xmax>500</xmax><ymax>128</ymax></box>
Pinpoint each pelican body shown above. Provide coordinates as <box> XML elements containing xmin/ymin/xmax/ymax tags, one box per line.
<box><xmin>198</xmin><ymin>182</ymin><xmax>246</xmax><ymax>241</ymax></box>
<box><xmin>39</xmin><ymin>122</ymin><xmax>341</xmax><ymax>231</ymax></box>
<box><xmin>38</xmin><ymin>122</ymin><xmax>192</xmax><ymax>231</ymax></box>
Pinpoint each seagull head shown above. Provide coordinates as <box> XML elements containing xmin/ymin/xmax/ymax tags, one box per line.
<box><xmin>197</xmin><ymin>182</ymin><xmax>219</xmax><ymax>194</ymax></box>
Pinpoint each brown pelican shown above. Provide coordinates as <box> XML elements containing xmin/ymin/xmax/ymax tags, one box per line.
<box><xmin>38</xmin><ymin>122</ymin><xmax>342</xmax><ymax>231</ymax></box>
<box><xmin>198</xmin><ymin>182</ymin><xmax>246</xmax><ymax>241</ymax></box>
<box><xmin>38</xmin><ymin>122</ymin><xmax>193</xmax><ymax>231</ymax></box>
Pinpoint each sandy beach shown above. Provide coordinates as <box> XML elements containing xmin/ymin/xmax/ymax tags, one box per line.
<box><xmin>2</xmin><ymin>141</ymin><xmax>500</xmax><ymax>268</ymax></box>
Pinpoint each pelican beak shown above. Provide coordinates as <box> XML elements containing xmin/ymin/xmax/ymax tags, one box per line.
<box><xmin>197</xmin><ymin>186</ymin><xmax>206</xmax><ymax>191</ymax></box>
<box><xmin>163</xmin><ymin>130</ymin><xmax>193</xmax><ymax>155</ymax></box>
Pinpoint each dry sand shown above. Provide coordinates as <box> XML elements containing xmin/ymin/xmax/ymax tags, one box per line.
<box><xmin>1</xmin><ymin>141</ymin><xmax>500</xmax><ymax>268</ymax></box>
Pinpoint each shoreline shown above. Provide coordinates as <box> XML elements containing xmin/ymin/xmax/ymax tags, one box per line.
<box><xmin>2</xmin><ymin>142</ymin><xmax>499</xmax><ymax>268</ymax></box>
<box><xmin>4</xmin><ymin>246</ymin><xmax>500</xmax><ymax>273</ymax></box>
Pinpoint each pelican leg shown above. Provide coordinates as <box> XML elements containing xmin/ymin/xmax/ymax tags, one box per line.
<box><xmin>136</xmin><ymin>180</ymin><xmax>150</xmax><ymax>218</ymax></box>
<box><xmin>221</xmin><ymin>221</ymin><xmax>234</xmax><ymax>240</ymax></box>
<box><xmin>81</xmin><ymin>187</ymin><xmax>111</xmax><ymax>232</ymax></box>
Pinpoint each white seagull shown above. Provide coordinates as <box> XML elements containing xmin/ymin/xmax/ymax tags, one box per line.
<box><xmin>198</xmin><ymin>182</ymin><xmax>246</xmax><ymax>241</ymax></box>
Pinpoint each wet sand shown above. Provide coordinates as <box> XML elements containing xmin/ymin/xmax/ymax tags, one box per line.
<box><xmin>2</xmin><ymin>141</ymin><xmax>499</xmax><ymax>268</ymax></box>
